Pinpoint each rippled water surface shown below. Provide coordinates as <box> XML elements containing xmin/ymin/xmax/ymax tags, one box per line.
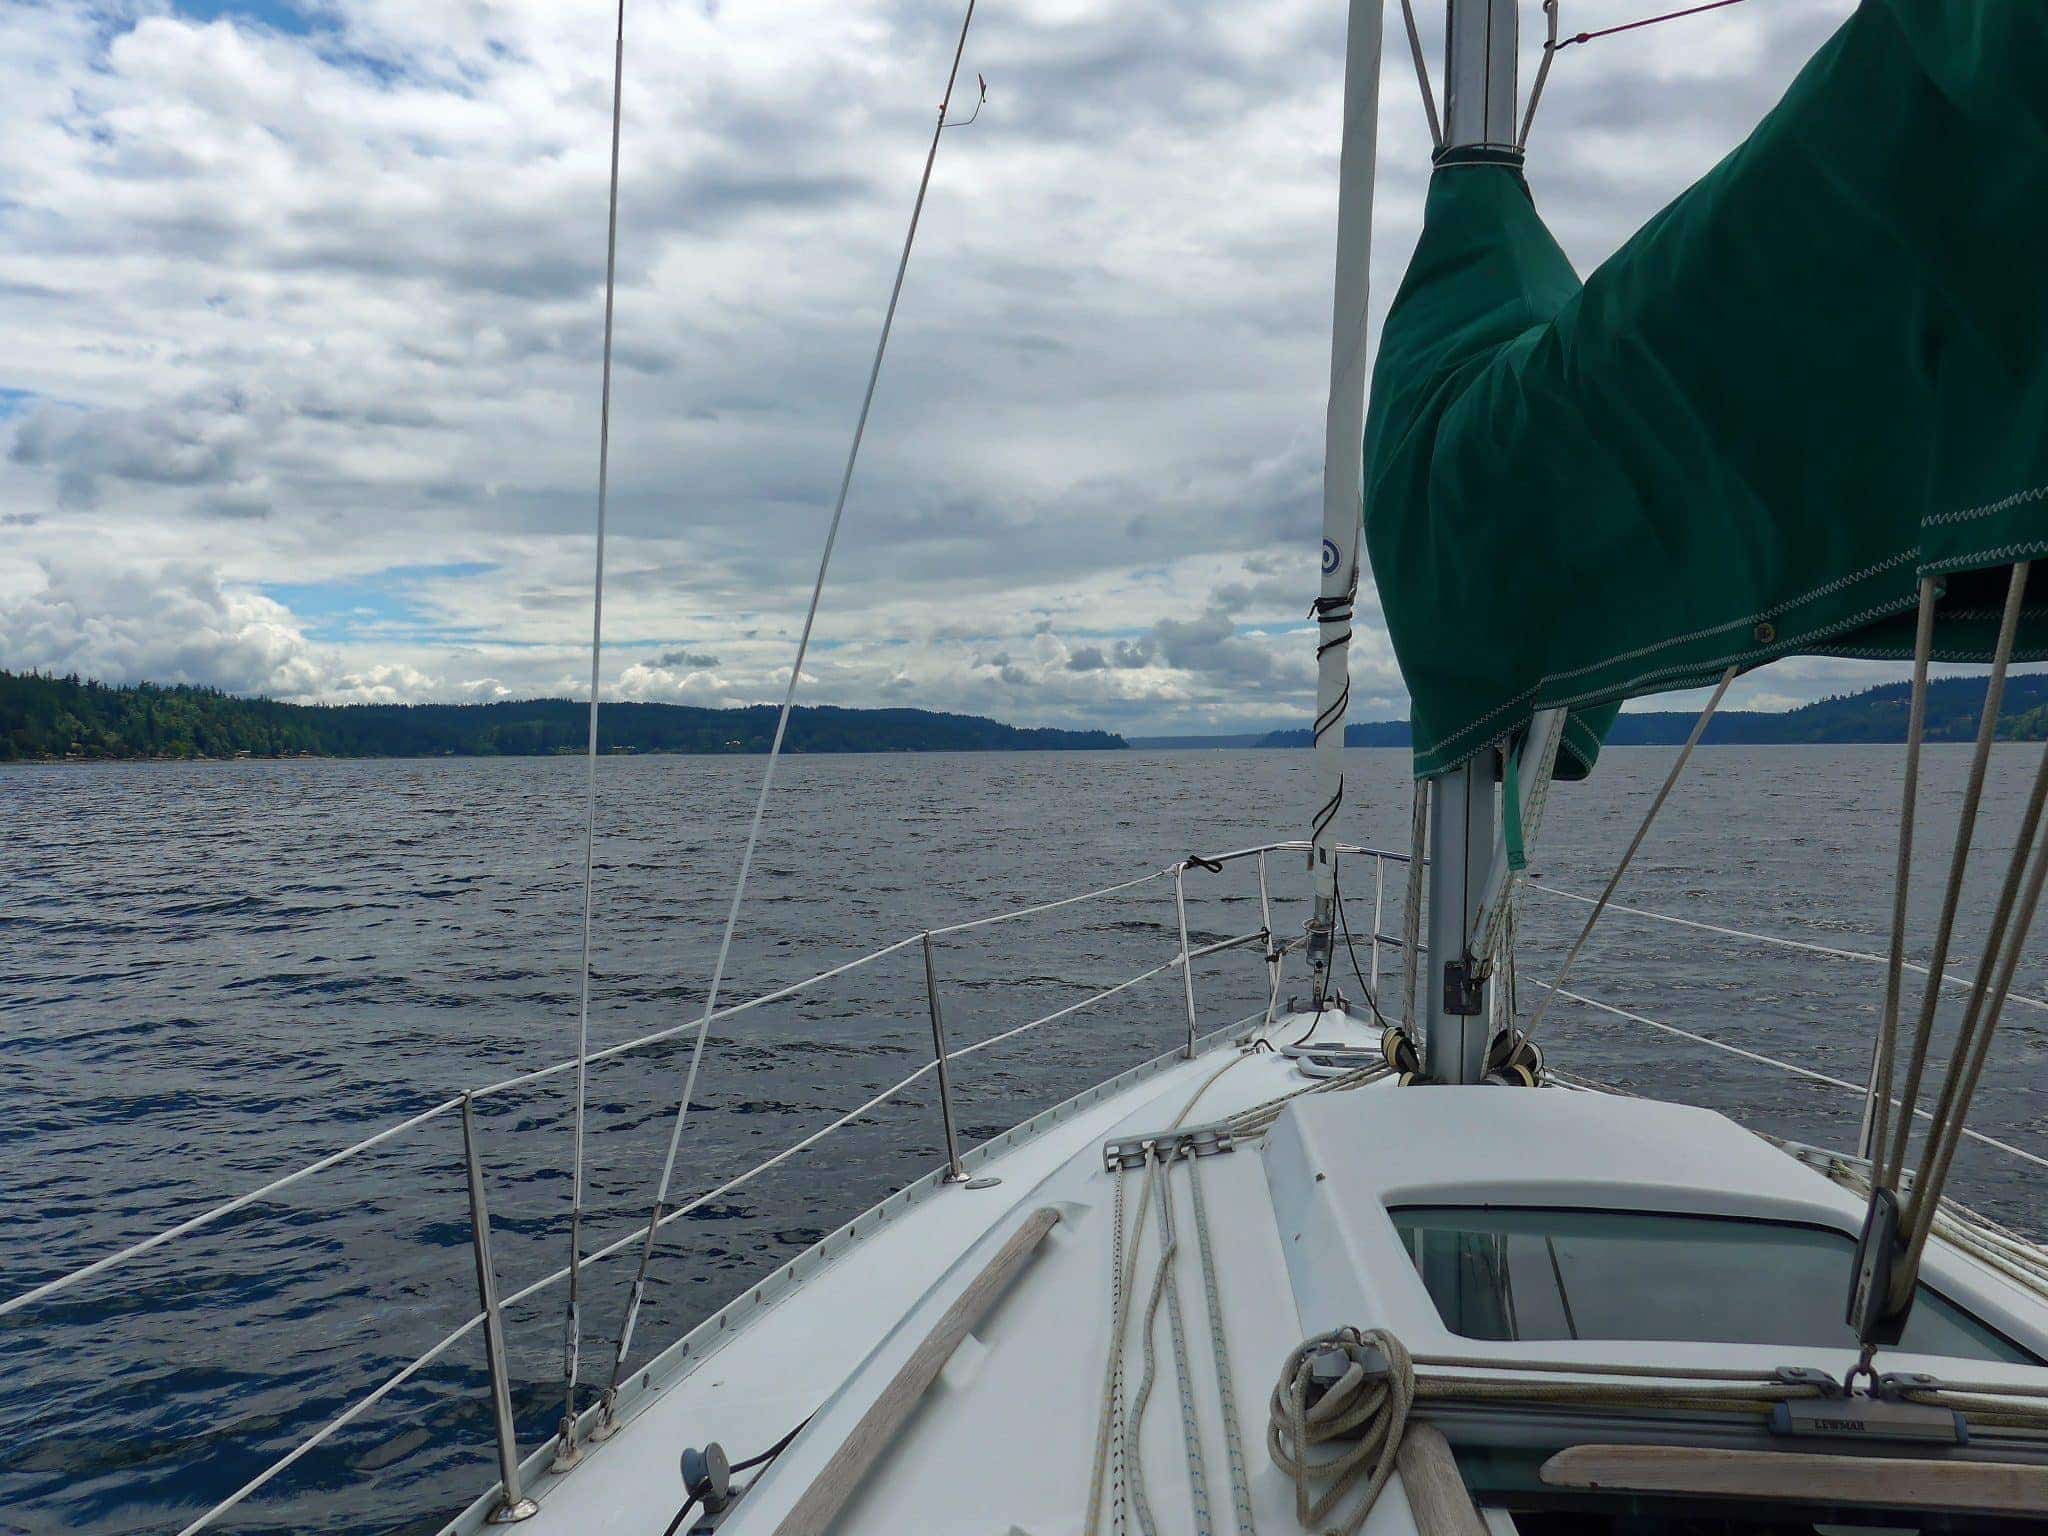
<box><xmin>4</xmin><ymin>746</ymin><xmax>2046</xmax><ymax>1534</ymax></box>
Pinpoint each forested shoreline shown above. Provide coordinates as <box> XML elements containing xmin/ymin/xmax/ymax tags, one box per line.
<box><xmin>0</xmin><ymin>672</ymin><xmax>1127</xmax><ymax>761</ymax></box>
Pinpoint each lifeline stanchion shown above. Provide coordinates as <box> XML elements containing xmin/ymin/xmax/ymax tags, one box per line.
<box><xmin>462</xmin><ymin>1095</ymin><xmax>537</xmax><ymax>1524</ymax></box>
<box><xmin>922</xmin><ymin>932</ymin><xmax>968</xmax><ymax>1183</ymax></box>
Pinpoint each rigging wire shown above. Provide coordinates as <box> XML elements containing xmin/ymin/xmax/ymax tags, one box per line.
<box><xmin>1334</xmin><ymin>866</ymin><xmax>1392</xmax><ymax>1031</ymax></box>
<box><xmin>1523</xmin><ymin>665</ymin><xmax>1736</xmax><ymax>1040</ymax></box>
<box><xmin>1523</xmin><ymin>0</ymin><xmax>1754</xmax><ymax>147</ymax></box>
<box><xmin>1552</xmin><ymin>0</ymin><xmax>1751</xmax><ymax>51</ymax></box>
<box><xmin>597</xmin><ymin>0</ymin><xmax>987</xmax><ymax>1410</ymax></box>
<box><xmin>560</xmin><ymin>0</ymin><xmax>628</xmax><ymax>1455</ymax></box>
<box><xmin>1879</xmin><ymin>562</ymin><xmax>2031</xmax><ymax>1194</ymax></box>
<box><xmin>1861</xmin><ymin>576</ymin><xmax>1937</xmax><ymax>1162</ymax></box>
<box><xmin>1517</xmin><ymin>0</ymin><xmax>1560</xmax><ymax>150</ymax></box>
<box><xmin>1396</xmin><ymin>0</ymin><xmax>1444</xmax><ymax>150</ymax></box>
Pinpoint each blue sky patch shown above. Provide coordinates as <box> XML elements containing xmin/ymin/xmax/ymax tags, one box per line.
<box><xmin>0</xmin><ymin>388</ymin><xmax>33</xmax><ymax>419</ymax></box>
<box><xmin>172</xmin><ymin>0</ymin><xmax>317</xmax><ymax>36</ymax></box>
<box><xmin>262</xmin><ymin>562</ymin><xmax>496</xmax><ymax>644</ymax></box>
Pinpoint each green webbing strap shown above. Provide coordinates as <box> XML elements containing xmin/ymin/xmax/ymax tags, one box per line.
<box><xmin>1503</xmin><ymin>744</ymin><xmax>1526</xmax><ymax>874</ymax></box>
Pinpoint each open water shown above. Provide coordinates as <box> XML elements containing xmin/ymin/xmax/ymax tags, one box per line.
<box><xmin>3</xmin><ymin>746</ymin><xmax>2045</xmax><ymax>1533</ymax></box>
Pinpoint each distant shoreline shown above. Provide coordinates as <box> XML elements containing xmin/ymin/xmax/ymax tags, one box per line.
<box><xmin>0</xmin><ymin>671</ymin><xmax>1127</xmax><ymax>762</ymax></box>
<box><xmin>1245</xmin><ymin>673</ymin><xmax>2048</xmax><ymax>751</ymax></box>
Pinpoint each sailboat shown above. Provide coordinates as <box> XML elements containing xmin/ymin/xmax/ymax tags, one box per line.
<box><xmin>9</xmin><ymin>0</ymin><xmax>2048</xmax><ymax>1532</ymax></box>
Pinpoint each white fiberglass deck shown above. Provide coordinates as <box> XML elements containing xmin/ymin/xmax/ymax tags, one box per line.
<box><xmin>452</xmin><ymin>1010</ymin><xmax>2048</xmax><ymax>1536</ymax></box>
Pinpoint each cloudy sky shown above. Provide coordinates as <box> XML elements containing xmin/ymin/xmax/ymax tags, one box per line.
<box><xmin>2</xmin><ymin>0</ymin><xmax>1894</xmax><ymax>735</ymax></box>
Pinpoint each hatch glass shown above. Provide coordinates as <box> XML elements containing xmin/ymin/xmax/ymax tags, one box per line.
<box><xmin>1392</xmin><ymin>1205</ymin><xmax>2032</xmax><ymax>1362</ymax></box>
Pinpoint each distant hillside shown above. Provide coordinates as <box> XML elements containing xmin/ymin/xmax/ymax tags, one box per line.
<box><xmin>0</xmin><ymin>671</ymin><xmax>1127</xmax><ymax>761</ymax></box>
<box><xmin>1256</xmin><ymin>674</ymin><xmax>2048</xmax><ymax>750</ymax></box>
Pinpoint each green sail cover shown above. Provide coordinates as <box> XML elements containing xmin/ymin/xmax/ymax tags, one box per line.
<box><xmin>1363</xmin><ymin>0</ymin><xmax>2048</xmax><ymax>780</ymax></box>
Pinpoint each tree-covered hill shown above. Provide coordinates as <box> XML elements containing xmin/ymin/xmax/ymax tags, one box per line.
<box><xmin>1254</xmin><ymin>674</ymin><xmax>2048</xmax><ymax>749</ymax></box>
<box><xmin>0</xmin><ymin>672</ymin><xmax>1127</xmax><ymax>761</ymax></box>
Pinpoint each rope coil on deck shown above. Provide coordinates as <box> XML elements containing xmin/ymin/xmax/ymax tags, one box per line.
<box><xmin>1268</xmin><ymin>1328</ymin><xmax>1414</xmax><ymax>1536</ymax></box>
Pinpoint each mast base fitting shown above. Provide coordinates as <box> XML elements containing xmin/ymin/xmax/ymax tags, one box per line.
<box><xmin>1380</xmin><ymin>1025</ymin><xmax>1421</xmax><ymax>1076</ymax></box>
<box><xmin>1846</xmin><ymin>1187</ymin><xmax>1912</xmax><ymax>1349</ymax></box>
<box><xmin>1441</xmin><ymin>957</ymin><xmax>1483</xmax><ymax>1016</ymax></box>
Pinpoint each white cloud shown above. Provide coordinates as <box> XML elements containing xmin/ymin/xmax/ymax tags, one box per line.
<box><xmin>0</xmin><ymin>0</ymin><xmax>1864</xmax><ymax>732</ymax></box>
<box><xmin>1</xmin><ymin>558</ymin><xmax>329</xmax><ymax>696</ymax></box>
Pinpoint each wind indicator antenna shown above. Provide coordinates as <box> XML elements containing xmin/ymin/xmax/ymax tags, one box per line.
<box><xmin>943</xmin><ymin>74</ymin><xmax>988</xmax><ymax>129</ymax></box>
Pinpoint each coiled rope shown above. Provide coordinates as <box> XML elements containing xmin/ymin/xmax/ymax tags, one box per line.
<box><xmin>1266</xmin><ymin>1331</ymin><xmax>1876</xmax><ymax>1534</ymax></box>
<box><xmin>1268</xmin><ymin>1328</ymin><xmax>1414</xmax><ymax>1536</ymax></box>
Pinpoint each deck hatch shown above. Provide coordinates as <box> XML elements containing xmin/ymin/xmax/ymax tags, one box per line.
<box><xmin>1391</xmin><ymin>1205</ymin><xmax>2032</xmax><ymax>1362</ymax></box>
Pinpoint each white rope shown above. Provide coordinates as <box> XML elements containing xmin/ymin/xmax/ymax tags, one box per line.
<box><xmin>1095</xmin><ymin>1052</ymin><xmax>1251</xmax><ymax>1534</ymax></box>
<box><xmin>562</xmin><ymin>0</ymin><xmax>629</xmax><ymax>1444</ymax></box>
<box><xmin>1110</xmin><ymin>1167</ymin><xmax>1133</xmax><ymax>1536</ymax></box>
<box><xmin>1186</xmin><ymin>1152</ymin><xmax>1257</xmax><ymax>1536</ymax></box>
<box><xmin>1152</xmin><ymin>1158</ymin><xmax>1216</xmax><ymax>1536</ymax></box>
<box><xmin>1267</xmin><ymin>1327</ymin><xmax>1414</xmax><ymax>1536</ymax></box>
<box><xmin>1084</xmin><ymin>1161</ymin><xmax>1132</xmax><ymax>1536</ymax></box>
<box><xmin>601</xmin><ymin>0</ymin><xmax>986</xmax><ymax>1392</ymax></box>
<box><xmin>1523</xmin><ymin>665</ymin><xmax>1736</xmax><ymax>1039</ymax></box>
<box><xmin>1127</xmin><ymin>1152</ymin><xmax>1171</xmax><ymax>1536</ymax></box>
<box><xmin>1522</xmin><ymin>882</ymin><xmax>2048</xmax><ymax>1014</ymax></box>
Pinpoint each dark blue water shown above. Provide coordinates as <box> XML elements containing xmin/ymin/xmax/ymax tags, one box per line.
<box><xmin>3</xmin><ymin>746</ymin><xmax>2044</xmax><ymax>1534</ymax></box>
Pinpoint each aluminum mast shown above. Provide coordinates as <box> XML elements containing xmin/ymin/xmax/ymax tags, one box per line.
<box><xmin>1305</xmin><ymin>0</ymin><xmax>1388</xmax><ymax>1001</ymax></box>
<box><xmin>1422</xmin><ymin>0</ymin><xmax>1519</xmax><ymax>1085</ymax></box>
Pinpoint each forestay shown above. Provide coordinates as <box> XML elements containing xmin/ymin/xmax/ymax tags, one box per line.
<box><xmin>1363</xmin><ymin>0</ymin><xmax>2048</xmax><ymax>779</ymax></box>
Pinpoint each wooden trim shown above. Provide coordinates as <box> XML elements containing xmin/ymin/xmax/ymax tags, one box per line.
<box><xmin>772</xmin><ymin>1207</ymin><xmax>1062</xmax><ymax>1536</ymax></box>
<box><xmin>1542</xmin><ymin>1444</ymin><xmax>2048</xmax><ymax>1515</ymax></box>
<box><xmin>1398</xmin><ymin>1423</ymin><xmax>1489</xmax><ymax>1536</ymax></box>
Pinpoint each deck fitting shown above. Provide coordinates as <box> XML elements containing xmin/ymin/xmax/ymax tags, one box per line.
<box><xmin>1102</xmin><ymin>1122</ymin><xmax>1236</xmax><ymax>1171</ymax></box>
